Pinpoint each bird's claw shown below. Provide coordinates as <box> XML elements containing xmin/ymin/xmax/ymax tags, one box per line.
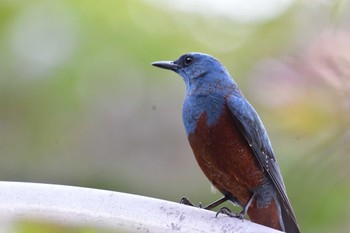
<box><xmin>180</xmin><ymin>197</ymin><xmax>193</xmax><ymax>206</ymax></box>
<box><xmin>216</xmin><ymin>207</ymin><xmax>236</xmax><ymax>218</ymax></box>
<box><xmin>180</xmin><ymin>197</ymin><xmax>203</xmax><ymax>208</ymax></box>
<box><xmin>216</xmin><ymin>207</ymin><xmax>245</xmax><ymax>220</ymax></box>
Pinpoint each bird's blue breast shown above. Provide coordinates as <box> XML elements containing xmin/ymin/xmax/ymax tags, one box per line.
<box><xmin>182</xmin><ymin>93</ymin><xmax>227</xmax><ymax>135</ymax></box>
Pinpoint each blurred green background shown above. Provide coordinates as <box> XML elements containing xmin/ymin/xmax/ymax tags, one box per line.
<box><xmin>1</xmin><ymin>0</ymin><xmax>350</xmax><ymax>232</ymax></box>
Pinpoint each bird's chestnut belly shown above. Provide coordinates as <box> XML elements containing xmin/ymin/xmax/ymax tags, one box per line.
<box><xmin>188</xmin><ymin>110</ymin><xmax>265</xmax><ymax>205</ymax></box>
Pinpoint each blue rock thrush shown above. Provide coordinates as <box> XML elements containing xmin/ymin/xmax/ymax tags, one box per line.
<box><xmin>152</xmin><ymin>52</ymin><xmax>300</xmax><ymax>233</ymax></box>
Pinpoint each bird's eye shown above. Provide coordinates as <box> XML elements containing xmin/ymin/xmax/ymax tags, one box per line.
<box><xmin>184</xmin><ymin>56</ymin><xmax>194</xmax><ymax>66</ymax></box>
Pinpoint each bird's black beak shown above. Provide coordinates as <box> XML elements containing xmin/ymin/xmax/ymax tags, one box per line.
<box><xmin>152</xmin><ymin>61</ymin><xmax>179</xmax><ymax>72</ymax></box>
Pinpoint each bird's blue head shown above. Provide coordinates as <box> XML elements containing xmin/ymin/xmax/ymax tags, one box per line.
<box><xmin>152</xmin><ymin>52</ymin><xmax>236</xmax><ymax>94</ymax></box>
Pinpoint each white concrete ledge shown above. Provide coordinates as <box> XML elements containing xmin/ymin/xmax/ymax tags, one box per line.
<box><xmin>0</xmin><ymin>181</ymin><xmax>282</xmax><ymax>233</ymax></box>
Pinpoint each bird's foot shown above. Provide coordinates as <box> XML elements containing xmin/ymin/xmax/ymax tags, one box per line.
<box><xmin>215</xmin><ymin>207</ymin><xmax>245</xmax><ymax>220</ymax></box>
<box><xmin>216</xmin><ymin>192</ymin><xmax>256</xmax><ymax>220</ymax></box>
<box><xmin>180</xmin><ymin>197</ymin><xmax>203</xmax><ymax>208</ymax></box>
<box><xmin>180</xmin><ymin>195</ymin><xmax>232</xmax><ymax>210</ymax></box>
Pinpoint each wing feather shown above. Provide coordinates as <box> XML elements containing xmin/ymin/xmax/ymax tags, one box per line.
<box><xmin>227</xmin><ymin>94</ymin><xmax>300</xmax><ymax>233</ymax></box>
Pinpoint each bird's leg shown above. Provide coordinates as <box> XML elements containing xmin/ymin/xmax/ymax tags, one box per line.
<box><xmin>216</xmin><ymin>192</ymin><xmax>257</xmax><ymax>220</ymax></box>
<box><xmin>203</xmin><ymin>195</ymin><xmax>231</xmax><ymax>210</ymax></box>
<box><xmin>238</xmin><ymin>192</ymin><xmax>256</xmax><ymax>219</ymax></box>
<box><xmin>180</xmin><ymin>195</ymin><xmax>231</xmax><ymax>209</ymax></box>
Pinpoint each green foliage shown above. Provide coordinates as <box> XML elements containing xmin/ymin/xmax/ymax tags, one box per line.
<box><xmin>13</xmin><ymin>220</ymin><xmax>118</xmax><ymax>233</ymax></box>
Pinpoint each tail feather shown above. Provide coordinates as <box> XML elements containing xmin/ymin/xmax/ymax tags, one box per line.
<box><xmin>247</xmin><ymin>197</ymin><xmax>300</xmax><ymax>233</ymax></box>
<box><xmin>280</xmin><ymin>202</ymin><xmax>300</xmax><ymax>233</ymax></box>
<box><xmin>247</xmin><ymin>199</ymin><xmax>284</xmax><ymax>231</ymax></box>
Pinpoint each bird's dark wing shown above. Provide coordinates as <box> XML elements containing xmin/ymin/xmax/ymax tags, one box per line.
<box><xmin>227</xmin><ymin>94</ymin><xmax>300</xmax><ymax>233</ymax></box>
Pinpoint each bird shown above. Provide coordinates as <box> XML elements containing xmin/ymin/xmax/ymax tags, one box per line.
<box><xmin>152</xmin><ymin>52</ymin><xmax>300</xmax><ymax>233</ymax></box>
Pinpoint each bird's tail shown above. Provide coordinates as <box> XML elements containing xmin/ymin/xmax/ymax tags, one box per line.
<box><xmin>280</xmin><ymin>200</ymin><xmax>300</xmax><ymax>233</ymax></box>
<box><xmin>247</xmin><ymin>197</ymin><xmax>300</xmax><ymax>233</ymax></box>
<box><xmin>248</xmin><ymin>198</ymin><xmax>284</xmax><ymax>231</ymax></box>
